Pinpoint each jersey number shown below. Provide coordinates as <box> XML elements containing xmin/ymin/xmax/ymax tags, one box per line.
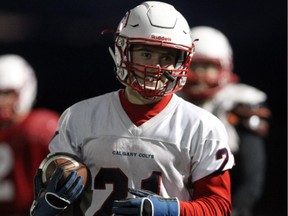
<box><xmin>216</xmin><ymin>148</ymin><xmax>229</xmax><ymax>172</ymax></box>
<box><xmin>92</xmin><ymin>148</ymin><xmax>229</xmax><ymax>215</ymax></box>
<box><xmin>93</xmin><ymin>168</ymin><xmax>161</xmax><ymax>216</ymax></box>
<box><xmin>0</xmin><ymin>143</ymin><xmax>14</xmax><ymax>201</ymax></box>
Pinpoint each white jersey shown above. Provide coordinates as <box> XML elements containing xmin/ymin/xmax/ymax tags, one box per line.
<box><xmin>49</xmin><ymin>90</ymin><xmax>234</xmax><ymax>216</ymax></box>
<box><xmin>200</xmin><ymin>83</ymin><xmax>267</xmax><ymax>152</ymax></box>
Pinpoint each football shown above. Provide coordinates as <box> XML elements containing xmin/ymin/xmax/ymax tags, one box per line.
<box><xmin>40</xmin><ymin>153</ymin><xmax>88</xmax><ymax>189</ymax></box>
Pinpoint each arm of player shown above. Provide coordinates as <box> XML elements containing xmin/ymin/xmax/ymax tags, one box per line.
<box><xmin>30</xmin><ymin>167</ymin><xmax>84</xmax><ymax>216</ymax></box>
<box><xmin>227</xmin><ymin>102</ymin><xmax>271</xmax><ymax>137</ymax></box>
<box><xmin>180</xmin><ymin>170</ymin><xmax>232</xmax><ymax>215</ymax></box>
<box><xmin>112</xmin><ymin>170</ymin><xmax>231</xmax><ymax>216</ymax></box>
<box><xmin>112</xmin><ymin>188</ymin><xmax>180</xmax><ymax>216</ymax></box>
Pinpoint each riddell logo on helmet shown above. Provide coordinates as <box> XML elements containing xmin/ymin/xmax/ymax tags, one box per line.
<box><xmin>151</xmin><ymin>35</ymin><xmax>172</xmax><ymax>41</ymax></box>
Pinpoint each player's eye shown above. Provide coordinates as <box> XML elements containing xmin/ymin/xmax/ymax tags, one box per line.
<box><xmin>141</xmin><ymin>51</ymin><xmax>152</xmax><ymax>59</ymax></box>
<box><xmin>160</xmin><ymin>55</ymin><xmax>176</xmax><ymax>66</ymax></box>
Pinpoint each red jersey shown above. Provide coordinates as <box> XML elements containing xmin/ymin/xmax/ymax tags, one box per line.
<box><xmin>0</xmin><ymin>109</ymin><xmax>59</xmax><ymax>216</ymax></box>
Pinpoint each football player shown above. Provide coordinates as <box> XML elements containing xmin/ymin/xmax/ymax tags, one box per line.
<box><xmin>30</xmin><ymin>2</ymin><xmax>235</xmax><ymax>216</ymax></box>
<box><xmin>178</xmin><ymin>26</ymin><xmax>271</xmax><ymax>216</ymax></box>
<box><xmin>0</xmin><ymin>54</ymin><xmax>60</xmax><ymax>216</ymax></box>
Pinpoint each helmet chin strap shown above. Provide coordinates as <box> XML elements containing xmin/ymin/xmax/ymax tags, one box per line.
<box><xmin>163</xmin><ymin>70</ymin><xmax>176</xmax><ymax>82</ymax></box>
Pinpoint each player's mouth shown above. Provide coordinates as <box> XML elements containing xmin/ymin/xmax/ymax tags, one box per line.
<box><xmin>136</xmin><ymin>74</ymin><xmax>166</xmax><ymax>90</ymax></box>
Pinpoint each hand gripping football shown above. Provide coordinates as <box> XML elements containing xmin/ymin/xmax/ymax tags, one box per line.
<box><xmin>39</xmin><ymin>152</ymin><xmax>88</xmax><ymax>189</ymax></box>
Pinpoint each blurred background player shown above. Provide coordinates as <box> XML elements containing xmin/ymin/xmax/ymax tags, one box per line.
<box><xmin>0</xmin><ymin>54</ymin><xmax>60</xmax><ymax>216</ymax></box>
<box><xmin>178</xmin><ymin>26</ymin><xmax>271</xmax><ymax>216</ymax></box>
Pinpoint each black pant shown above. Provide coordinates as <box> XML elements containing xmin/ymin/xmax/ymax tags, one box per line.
<box><xmin>230</xmin><ymin>129</ymin><xmax>266</xmax><ymax>216</ymax></box>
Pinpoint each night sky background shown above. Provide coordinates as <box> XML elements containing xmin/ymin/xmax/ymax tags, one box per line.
<box><xmin>0</xmin><ymin>1</ymin><xmax>286</xmax><ymax>215</ymax></box>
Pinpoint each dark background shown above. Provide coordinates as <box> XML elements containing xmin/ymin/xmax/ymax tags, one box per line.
<box><xmin>0</xmin><ymin>1</ymin><xmax>286</xmax><ymax>215</ymax></box>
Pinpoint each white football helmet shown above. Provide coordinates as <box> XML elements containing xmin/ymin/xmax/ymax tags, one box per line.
<box><xmin>112</xmin><ymin>1</ymin><xmax>194</xmax><ymax>99</ymax></box>
<box><xmin>0</xmin><ymin>54</ymin><xmax>37</xmax><ymax>116</ymax></box>
<box><xmin>182</xmin><ymin>26</ymin><xmax>235</xmax><ymax>99</ymax></box>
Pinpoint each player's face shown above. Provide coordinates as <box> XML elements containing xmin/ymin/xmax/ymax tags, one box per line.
<box><xmin>0</xmin><ymin>89</ymin><xmax>19</xmax><ymax>126</ymax></box>
<box><xmin>130</xmin><ymin>45</ymin><xmax>178</xmax><ymax>90</ymax></box>
<box><xmin>188</xmin><ymin>61</ymin><xmax>220</xmax><ymax>93</ymax></box>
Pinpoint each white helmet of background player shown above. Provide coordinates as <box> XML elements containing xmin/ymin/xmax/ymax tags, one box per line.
<box><xmin>112</xmin><ymin>1</ymin><xmax>194</xmax><ymax>99</ymax></box>
<box><xmin>182</xmin><ymin>26</ymin><xmax>235</xmax><ymax>99</ymax></box>
<box><xmin>0</xmin><ymin>54</ymin><xmax>37</xmax><ymax>121</ymax></box>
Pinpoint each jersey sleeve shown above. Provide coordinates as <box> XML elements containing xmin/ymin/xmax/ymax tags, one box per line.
<box><xmin>49</xmin><ymin>100</ymin><xmax>93</xmax><ymax>158</ymax></box>
<box><xmin>190</xmin><ymin>113</ymin><xmax>235</xmax><ymax>183</ymax></box>
<box><xmin>180</xmin><ymin>170</ymin><xmax>232</xmax><ymax>216</ymax></box>
<box><xmin>49</xmin><ymin>107</ymin><xmax>81</xmax><ymax>155</ymax></box>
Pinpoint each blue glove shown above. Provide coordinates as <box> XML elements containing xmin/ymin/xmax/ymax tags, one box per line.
<box><xmin>30</xmin><ymin>167</ymin><xmax>84</xmax><ymax>216</ymax></box>
<box><xmin>112</xmin><ymin>188</ymin><xmax>180</xmax><ymax>216</ymax></box>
